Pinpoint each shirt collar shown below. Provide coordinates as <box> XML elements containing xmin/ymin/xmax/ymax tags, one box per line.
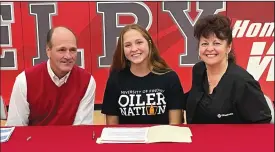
<box><xmin>47</xmin><ymin>60</ymin><xmax>71</xmax><ymax>83</ymax></box>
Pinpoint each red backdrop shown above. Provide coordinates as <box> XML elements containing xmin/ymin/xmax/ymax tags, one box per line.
<box><xmin>1</xmin><ymin>2</ymin><xmax>274</xmax><ymax>105</ymax></box>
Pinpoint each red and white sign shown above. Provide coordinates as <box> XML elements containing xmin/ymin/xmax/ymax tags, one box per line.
<box><xmin>1</xmin><ymin>2</ymin><xmax>274</xmax><ymax>105</ymax></box>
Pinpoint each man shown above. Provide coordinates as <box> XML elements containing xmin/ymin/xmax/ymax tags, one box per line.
<box><xmin>6</xmin><ymin>26</ymin><xmax>96</xmax><ymax>126</ymax></box>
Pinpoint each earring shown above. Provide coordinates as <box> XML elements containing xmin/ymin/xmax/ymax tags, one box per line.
<box><xmin>198</xmin><ymin>51</ymin><xmax>202</xmax><ymax>61</ymax></box>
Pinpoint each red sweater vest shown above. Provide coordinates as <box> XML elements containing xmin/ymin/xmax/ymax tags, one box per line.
<box><xmin>25</xmin><ymin>62</ymin><xmax>91</xmax><ymax>126</ymax></box>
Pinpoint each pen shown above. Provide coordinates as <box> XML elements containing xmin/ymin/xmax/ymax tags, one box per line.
<box><xmin>92</xmin><ymin>131</ymin><xmax>95</xmax><ymax>140</ymax></box>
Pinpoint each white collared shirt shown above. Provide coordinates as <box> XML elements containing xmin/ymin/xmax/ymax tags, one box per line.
<box><xmin>47</xmin><ymin>60</ymin><xmax>71</xmax><ymax>87</ymax></box>
<box><xmin>6</xmin><ymin>60</ymin><xmax>96</xmax><ymax>126</ymax></box>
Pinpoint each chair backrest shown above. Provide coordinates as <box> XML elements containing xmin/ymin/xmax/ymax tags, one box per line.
<box><xmin>0</xmin><ymin>97</ymin><xmax>8</xmax><ymax>120</ymax></box>
<box><xmin>264</xmin><ymin>95</ymin><xmax>274</xmax><ymax>124</ymax></box>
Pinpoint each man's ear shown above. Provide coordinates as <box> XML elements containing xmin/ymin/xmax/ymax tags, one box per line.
<box><xmin>46</xmin><ymin>46</ymin><xmax>51</xmax><ymax>59</ymax></box>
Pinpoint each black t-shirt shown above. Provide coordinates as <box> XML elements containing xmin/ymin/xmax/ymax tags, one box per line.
<box><xmin>101</xmin><ymin>68</ymin><xmax>184</xmax><ymax>124</ymax></box>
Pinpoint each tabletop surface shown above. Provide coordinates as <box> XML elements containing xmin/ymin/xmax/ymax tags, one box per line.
<box><xmin>1</xmin><ymin>124</ymin><xmax>274</xmax><ymax>152</ymax></box>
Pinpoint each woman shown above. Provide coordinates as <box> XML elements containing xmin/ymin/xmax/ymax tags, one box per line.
<box><xmin>184</xmin><ymin>14</ymin><xmax>272</xmax><ymax>124</ymax></box>
<box><xmin>101</xmin><ymin>24</ymin><xmax>184</xmax><ymax>125</ymax></box>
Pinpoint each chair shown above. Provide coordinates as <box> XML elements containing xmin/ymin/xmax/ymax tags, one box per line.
<box><xmin>0</xmin><ymin>97</ymin><xmax>8</xmax><ymax>120</ymax></box>
<box><xmin>264</xmin><ymin>95</ymin><xmax>274</xmax><ymax>124</ymax></box>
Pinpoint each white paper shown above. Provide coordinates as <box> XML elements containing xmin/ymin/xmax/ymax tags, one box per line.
<box><xmin>97</xmin><ymin>127</ymin><xmax>149</xmax><ymax>143</ymax></box>
<box><xmin>1</xmin><ymin>127</ymin><xmax>15</xmax><ymax>143</ymax></box>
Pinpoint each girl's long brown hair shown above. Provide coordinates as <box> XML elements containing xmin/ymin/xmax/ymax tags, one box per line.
<box><xmin>110</xmin><ymin>24</ymin><xmax>171</xmax><ymax>74</ymax></box>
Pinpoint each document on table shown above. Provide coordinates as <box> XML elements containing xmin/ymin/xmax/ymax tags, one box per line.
<box><xmin>98</xmin><ymin>127</ymin><xmax>149</xmax><ymax>143</ymax></box>
<box><xmin>96</xmin><ymin>125</ymin><xmax>192</xmax><ymax>144</ymax></box>
<box><xmin>147</xmin><ymin>125</ymin><xmax>192</xmax><ymax>143</ymax></box>
<box><xmin>1</xmin><ymin>127</ymin><xmax>15</xmax><ymax>143</ymax></box>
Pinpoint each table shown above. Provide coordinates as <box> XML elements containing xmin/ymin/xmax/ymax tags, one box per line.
<box><xmin>1</xmin><ymin>124</ymin><xmax>274</xmax><ymax>152</ymax></box>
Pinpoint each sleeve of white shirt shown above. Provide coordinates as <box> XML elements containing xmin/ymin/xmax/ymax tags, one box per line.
<box><xmin>73</xmin><ymin>75</ymin><xmax>96</xmax><ymax>125</ymax></box>
<box><xmin>6</xmin><ymin>72</ymin><xmax>30</xmax><ymax>126</ymax></box>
